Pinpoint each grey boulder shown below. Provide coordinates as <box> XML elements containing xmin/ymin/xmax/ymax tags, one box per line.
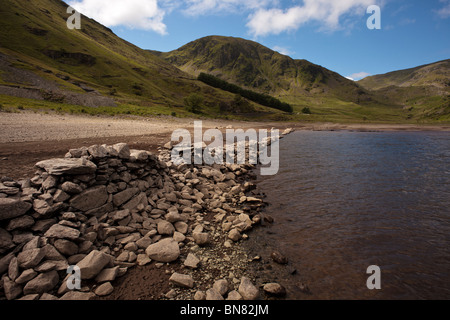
<box><xmin>76</xmin><ymin>250</ymin><xmax>112</xmax><ymax>280</ymax></box>
<box><xmin>145</xmin><ymin>238</ymin><xmax>180</xmax><ymax>263</ymax></box>
<box><xmin>23</xmin><ymin>271</ymin><xmax>59</xmax><ymax>295</ymax></box>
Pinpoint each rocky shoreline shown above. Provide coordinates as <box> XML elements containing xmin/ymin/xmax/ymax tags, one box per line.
<box><xmin>0</xmin><ymin>128</ymin><xmax>295</xmax><ymax>301</ymax></box>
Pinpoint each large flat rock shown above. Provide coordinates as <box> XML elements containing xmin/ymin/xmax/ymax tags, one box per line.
<box><xmin>23</xmin><ymin>271</ymin><xmax>59</xmax><ymax>295</ymax></box>
<box><xmin>122</xmin><ymin>192</ymin><xmax>148</xmax><ymax>211</ymax></box>
<box><xmin>35</xmin><ymin>158</ymin><xmax>97</xmax><ymax>175</ymax></box>
<box><xmin>0</xmin><ymin>198</ymin><xmax>32</xmax><ymax>221</ymax></box>
<box><xmin>44</xmin><ymin>224</ymin><xmax>80</xmax><ymax>240</ymax></box>
<box><xmin>17</xmin><ymin>248</ymin><xmax>46</xmax><ymax>269</ymax></box>
<box><xmin>113</xmin><ymin>188</ymin><xmax>139</xmax><ymax>207</ymax></box>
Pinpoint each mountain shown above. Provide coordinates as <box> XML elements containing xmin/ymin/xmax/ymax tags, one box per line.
<box><xmin>161</xmin><ymin>36</ymin><xmax>450</xmax><ymax>122</ymax></box>
<box><xmin>358</xmin><ymin>60</ymin><xmax>450</xmax><ymax>120</ymax></box>
<box><xmin>0</xmin><ymin>1</ymin><xmax>447</xmax><ymax>123</ymax></box>
<box><xmin>358</xmin><ymin>60</ymin><xmax>450</xmax><ymax>90</ymax></box>
<box><xmin>0</xmin><ymin>0</ymin><xmax>253</xmax><ymax>118</ymax></box>
<box><xmin>160</xmin><ymin>36</ymin><xmax>376</xmax><ymax>103</ymax></box>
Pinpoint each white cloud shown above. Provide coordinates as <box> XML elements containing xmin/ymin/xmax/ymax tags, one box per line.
<box><xmin>68</xmin><ymin>0</ymin><xmax>168</xmax><ymax>35</ymax></box>
<box><xmin>247</xmin><ymin>0</ymin><xmax>374</xmax><ymax>37</ymax></box>
<box><xmin>66</xmin><ymin>0</ymin><xmax>279</xmax><ymax>34</ymax></box>
<box><xmin>272</xmin><ymin>45</ymin><xmax>293</xmax><ymax>56</ymax></box>
<box><xmin>346</xmin><ymin>71</ymin><xmax>371</xmax><ymax>80</ymax></box>
<box><xmin>399</xmin><ymin>18</ymin><xmax>416</xmax><ymax>26</ymax></box>
<box><xmin>437</xmin><ymin>0</ymin><xmax>450</xmax><ymax>18</ymax></box>
<box><xmin>66</xmin><ymin>0</ymin><xmax>387</xmax><ymax>37</ymax></box>
<box><xmin>180</xmin><ymin>0</ymin><xmax>278</xmax><ymax>16</ymax></box>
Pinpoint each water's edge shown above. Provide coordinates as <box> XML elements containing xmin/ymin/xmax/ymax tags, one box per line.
<box><xmin>245</xmin><ymin>130</ymin><xmax>450</xmax><ymax>300</ymax></box>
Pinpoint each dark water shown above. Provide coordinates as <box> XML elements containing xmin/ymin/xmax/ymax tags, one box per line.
<box><xmin>255</xmin><ymin>131</ymin><xmax>450</xmax><ymax>300</ymax></box>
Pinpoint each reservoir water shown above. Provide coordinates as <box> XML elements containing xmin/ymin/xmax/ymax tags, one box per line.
<box><xmin>252</xmin><ymin>130</ymin><xmax>450</xmax><ymax>299</ymax></box>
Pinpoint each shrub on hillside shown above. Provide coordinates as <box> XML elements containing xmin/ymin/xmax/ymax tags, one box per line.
<box><xmin>184</xmin><ymin>93</ymin><xmax>203</xmax><ymax>114</ymax></box>
<box><xmin>302</xmin><ymin>107</ymin><xmax>312</xmax><ymax>114</ymax></box>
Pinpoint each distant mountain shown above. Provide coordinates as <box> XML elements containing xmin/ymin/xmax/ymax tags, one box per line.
<box><xmin>358</xmin><ymin>60</ymin><xmax>450</xmax><ymax>90</ymax></box>
<box><xmin>358</xmin><ymin>60</ymin><xmax>450</xmax><ymax>120</ymax></box>
<box><xmin>160</xmin><ymin>35</ymin><xmax>374</xmax><ymax>105</ymax></box>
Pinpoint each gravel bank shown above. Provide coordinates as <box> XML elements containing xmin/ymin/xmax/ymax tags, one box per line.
<box><xmin>0</xmin><ymin>112</ymin><xmax>250</xmax><ymax>144</ymax></box>
<box><xmin>0</xmin><ymin>112</ymin><xmax>268</xmax><ymax>180</ymax></box>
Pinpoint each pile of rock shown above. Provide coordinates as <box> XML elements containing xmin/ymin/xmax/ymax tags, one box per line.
<box><xmin>1</xmin><ymin>127</ymin><xmax>294</xmax><ymax>300</ymax></box>
<box><xmin>0</xmin><ymin>141</ymin><xmax>257</xmax><ymax>300</ymax></box>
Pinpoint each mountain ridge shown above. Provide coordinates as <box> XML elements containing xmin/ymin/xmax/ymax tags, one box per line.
<box><xmin>358</xmin><ymin>60</ymin><xmax>450</xmax><ymax>120</ymax></box>
<box><xmin>0</xmin><ymin>0</ymin><xmax>256</xmax><ymax>118</ymax></box>
<box><xmin>160</xmin><ymin>35</ymin><xmax>373</xmax><ymax>103</ymax></box>
<box><xmin>358</xmin><ymin>59</ymin><xmax>450</xmax><ymax>90</ymax></box>
<box><xmin>161</xmin><ymin>35</ymin><xmax>449</xmax><ymax>121</ymax></box>
<box><xmin>0</xmin><ymin>1</ymin><xmax>448</xmax><ymax>122</ymax></box>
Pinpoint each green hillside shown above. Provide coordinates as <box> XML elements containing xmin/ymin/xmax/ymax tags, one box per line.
<box><xmin>0</xmin><ymin>0</ymin><xmax>279</xmax><ymax>119</ymax></box>
<box><xmin>161</xmin><ymin>36</ymin><xmax>449</xmax><ymax>123</ymax></box>
<box><xmin>161</xmin><ymin>36</ymin><xmax>374</xmax><ymax>101</ymax></box>
<box><xmin>0</xmin><ymin>1</ymin><xmax>448</xmax><ymax>123</ymax></box>
<box><xmin>358</xmin><ymin>60</ymin><xmax>450</xmax><ymax>121</ymax></box>
<box><xmin>160</xmin><ymin>35</ymin><xmax>417</xmax><ymax>122</ymax></box>
<box><xmin>358</xmin><ymin>60</ymin><xmax>450</xmax><ymax>90</ymax></box>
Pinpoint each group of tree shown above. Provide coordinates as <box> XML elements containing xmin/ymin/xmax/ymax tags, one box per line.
<box><xmin>198</xmin><ymin>73</ymin><xmax>293</xmax><ymax>113</ymax></box>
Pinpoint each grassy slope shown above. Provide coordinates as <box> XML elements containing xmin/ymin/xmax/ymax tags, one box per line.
<box><xmin>0</xmin><ymin>0</ymin><xmax>284</xmax><ymax>120</ymax></box>
<box><xmin>161</xmin><ymin>36</ymin><xmax>368</xmax><ymax>98</ymax></box>
<box><xmin>358</xmin><ymin>60</ymin><xmax>450</xmax><ymax>122</ymax></box>
<box><xmin>358</xmin><ymin>60</ymin><xmax>450</xmax><ymax>90</ymax></box>
<box><xmin>0</xmin><ymin>2</ymin><xmax>448</xmax><ymax>124</ymax></box>
<box><xmin>161</xmin><ymin>36</ymin><xmax>450</xmax><ymax>123</ymax></box>
<box><xmin>161</xmin><ymin>35</ymin><xmax>429</xmax><ymax>123</ymax></box>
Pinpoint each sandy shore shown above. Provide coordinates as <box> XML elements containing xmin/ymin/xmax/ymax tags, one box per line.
<box><xmin>295</xmin><ymin>122</ymin><xmax>450</xmax><ymax>132</ymax></box>
<box><xmin>0</xmin><ymin>112</ymin><xmax>272</xmax><ymax>143</ymax></box>
<box><xmin>0</xmin><ymin>112</ymin><xmax>268</xmax><ymax>179</ymax></box>
<box><xmin>1</xmin><ymin>112</ymin><xmax>449</xmax><ymax>144</ymax></box>
<box><xmin>1</xmin><ymin>111</ymin><xmax>449</xmax><ymax>180</ymax></box>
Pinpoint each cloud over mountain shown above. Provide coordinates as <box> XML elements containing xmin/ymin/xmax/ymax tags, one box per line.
<box><xmin>69</xmin><ymin>0</ymin><xmax>167</xmax><ymax>34</ymax></box>
<box><xmin>347</xmin><ymin>71</ymin><xmax>371</xmax><ymax>81</ymax></box>
<box><xmin>68</xmin><ymin>0</ymin><xmax>378</xmax><ymax>36</ymax></box>
<box><xmin>246</xmin><ymin>0</ymin><xmax>374</xmax><ymax>36</ymax></box>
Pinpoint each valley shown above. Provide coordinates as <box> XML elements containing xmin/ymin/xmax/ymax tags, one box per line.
<box><xmin>0</xmin><ymin>0</ymin><xmax>448</xmax><ymax>124</ymax></box>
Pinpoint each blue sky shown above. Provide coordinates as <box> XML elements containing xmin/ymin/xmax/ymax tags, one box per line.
<box><xmin>68</xmin><ymin>0</ymin><xmax>450</xmax><ymax>80</ymax></box>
